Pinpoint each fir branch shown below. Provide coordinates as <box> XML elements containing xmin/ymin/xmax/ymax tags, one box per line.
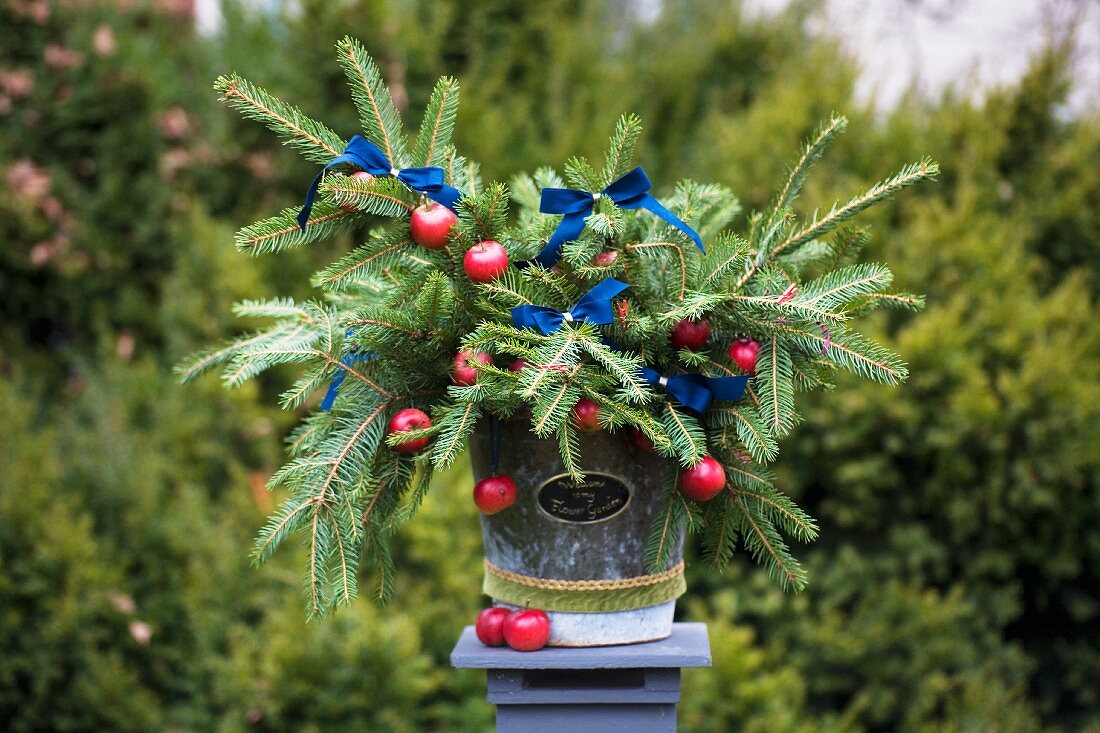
<box><xmin>413</xmin><ymin>76</ymin><xmax>460</xmax><ymax>167</ymax></box>
<box><xmin>320</xmin><ymin>175</ymin><xmax>416</xmax><ymax>217</ymax></box>
<box><xmin>252</xmin><ymin>494</ymin><xmax>315</xmax><ymax>565</ymax></box>
<box><xmin>759</xmin><ymin>114</ymin><xmax>848</xmax><ymax>252</ymax></box>
<box><xmin>662</xmin><ymin>403</ymin><xmax>707</xmax><ymax>466</ymax></box>
<box><xmin>794</xmin><ymin>327</ymin><xmax>908</xmax><ymax>384</ymax></box>
<box><xmin>601</xmin><ymin>113</ymin><xmax>643</xmax><ymax>184</ymax></box>
<box><xmin>733</xmin><ymin>493</ymin><xmax>806</xmax><ymax>590</ymax></box>
<box><xmin>769</xmin><ymin>159</ymin><xmax>939</xmax><ymax>260</ymax></box>
<box><xmin>415</xmin><ymin>272</ymin><xmax>455</xmax><ymax>329</ymax></box>
<box><xmin>731</xmin><ymin>485</ymin><xmax>818</xmax><ymax>544</ymax></box>
<box><xmin>710</xmin><ymin>405</ymin><xmax>779</xmax><ymax>463</ymax></box>
<box><xmin>626</xmin><ymin>242</ymin><xmax>688</xmax><ymax>301</ymax></box>
<box><xmin>644</xmin><ymin>474</ymin><xmax>694</xmax><ymax>572</ymax></box>
<box><xmin>700</xmin><ymin>232</ymin><xmax>751</xmax><ymax>289</ymax></box>
<box><xmin>557</xmin><ymin>422</ymin><xmax>584</xmax><ymax>482</ymax></box>
<box><xmin>313</xmin><ymin>234</ymin><xmax>416</xmax><ymax>291</ymax></box>
<box><xmin>754</xmin><ymin>337</ymin><xmax>798</xmax><ymax>438</ymax></box>
<box><xmin>799</xmin><ymin>263</ymin><xmax>893</xmax><ymax>310</ymax></box>
<box><xmin>176</xmin><ymin>324</ymin><xmax>306</xmax><ymax>383</ymax></box>
<box><xmin>430</xmin><ymin>402</ymin><xmax>481</xmax><ymax>467</ymax></box>
<box><xmin>531</xmin><ymin>377</ymin><xmax>582</xmax><ymax>436</ymax></box>
<box><xmin>214</xmin><ymin>74</ymin><xmax>344</xmax><ymax>163</ymax></box>
<box><xmin>336</xmin><ymin>37</ymin><xmax>408</xmax><ymax>166</ymax></box>
<box><xmin>577</xmin><ymin>339</ymin><xmax>650</xmax><ymax>404</ymax></box>
<box><xmin>236</xmin><ymin>203</ymin><xmax>365</xmax><ymax>256</ymax></box>
<box><xmin>701</xmin><ymin>493</ymin><xmax>739</xmax><ymax>569</ymax></box>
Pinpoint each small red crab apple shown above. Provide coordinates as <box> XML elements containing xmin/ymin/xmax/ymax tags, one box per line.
<box><xmin>626</xmin><ymin>427</ymin><xmax>656</xmax><ymax>453</ymax></box>
<box><xmin>464</xmin><ymin>240</ymin><xmax>510</xmax><ymax>283</ymax></box>
<box><xmin>571</xmin><ymin>398</ymin><xmax>601</xmax><ymax>432</ymax></box>
<box><xmin>677</xmin><ymin>455</ymin><xmax>726</xmax><ymax>501</ymax></box>
<box><xmin>386</xmin><ymin>408</ymin><xmax>432</xmax><ymax>453</ymax></box>
<box><xmin>452</xmin><ymin>349</ymin><xmax>492</xmax><ymax>386</ymax></box>
<box><xmin>593</xmin><ymin>250</ymin><xmax>619</xmax><ymax>267</ymax></box>
<box><xmin>409</xmin><ymin>201</ymin><xmax>456</xmax><ymax>249</ymax></box>
<box><xmin>473</xmin><ymin>475</ymin><xmax>517</xmax><ymax>515</ymax></box>
<box><xmin>475</xmin><ymin>607</ymin><xmax>511</xmax><ymax>647</ymax></box>
<box><xmin>670</xmin><ymin>318</ymin><xmax>711</xmax><ymax>351</ymax></box>
<box><xmin>503</xmin><ymin>608</ymin><xmax>552</xmax><ymax>651</ymax></box>
<box><xmin>340</xmin><ymin>171</ymin><xmax>376</xmax><ymax>211</ymax></box>
<box><xmin>728</xmin><ymin>337</ymin><xmax>762</xmax><ymax>375</ymax></box>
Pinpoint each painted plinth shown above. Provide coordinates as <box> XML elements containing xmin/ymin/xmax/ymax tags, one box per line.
<box><xmin>451</xmin><ymin>622</ymin><xmax>711</xmax><ymax>733</ymax></box>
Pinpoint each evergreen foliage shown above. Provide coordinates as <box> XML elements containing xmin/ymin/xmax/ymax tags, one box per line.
<box><xmin>182</xmin><ymin>40</ymin><xmax>935</xmax><ymax>617</ymax></box>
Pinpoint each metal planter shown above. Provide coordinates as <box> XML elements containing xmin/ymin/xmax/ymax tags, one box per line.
<box><xmin>469</xmin><ymin>418</ymin><xmax>686</xmax><ymax>647</ymax></box>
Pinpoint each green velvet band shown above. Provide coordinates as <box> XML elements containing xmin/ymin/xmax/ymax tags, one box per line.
<box><xmin>483</xmin><ymin>568</ymin><xmax>687</xmax><ymax>613</ymax></box>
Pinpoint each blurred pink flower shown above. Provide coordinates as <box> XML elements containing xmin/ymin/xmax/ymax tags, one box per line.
<box><xmin>44</xmin><ymin>45</ymin><xmax>84</xmax><ymax>70</ymax></box>
<box><xmin>158</xmin><ymin>107</ymin><xmax>191</xmax><ymax>140</ymax></box>
<box><xmin>8</xmin><ymin>159</ymin><xmax>51</xmax><ymax>200</ymax></box>
<box><xmin>0</xmin><ymin>69</ymin><xmax>34</xmax><ymax>98</ymax></box>
<box><xmin>129</xmin><ymin>620</ymin><xmax>153</xmax><ymax>646</ymax></box>
<box><xmin>92</xmin><ymin>24</ymin><xmax>117</xmax><ymax>56</ymax></box>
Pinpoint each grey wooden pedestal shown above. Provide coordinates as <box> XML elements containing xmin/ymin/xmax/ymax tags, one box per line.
<box><xmin>451</xmin><ymin>622</ymin><xmax>711</xmax><ymax>732</ymax></box>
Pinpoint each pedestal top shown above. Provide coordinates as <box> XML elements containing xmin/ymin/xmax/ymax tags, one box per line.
<box><xmin>451</xmin><ymin>621</ymin><xmax>711</xmax><ymax>670</ymax></box>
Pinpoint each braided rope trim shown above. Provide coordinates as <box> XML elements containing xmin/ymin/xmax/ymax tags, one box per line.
<box><xmin>484</xmin><ymin>560</ymin><xmax>685</xmax><ymax>592</ymax></box>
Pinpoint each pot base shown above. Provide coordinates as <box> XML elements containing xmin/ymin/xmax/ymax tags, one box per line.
<box><xmin>497</xmin><ymin>599</ymin><xmax>676</xmax><ymax>647</ymax></box>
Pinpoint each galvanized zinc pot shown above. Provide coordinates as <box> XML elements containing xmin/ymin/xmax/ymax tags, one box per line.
<box><xmin>468</xmin><ymin>417</ymin><xmax>686</xmax><ymax>647</ymax></box>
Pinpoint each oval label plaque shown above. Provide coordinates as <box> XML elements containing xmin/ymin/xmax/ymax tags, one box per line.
<box><xmin>536</xmin><ymin>472</ymin><xmax>632</xmax><ymax>524</ymax></box>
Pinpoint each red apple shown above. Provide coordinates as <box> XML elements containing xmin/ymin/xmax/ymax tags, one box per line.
<box><xmin>593</xmin><ymin>250</ymin><xmax>619</xmax><ymax>267</ymax></box>
<box><xmin>571</xmin><ymin>398</ymin><xmax>601</xmax><ymax>432</ymax></box>
<box><xmin>475</xmin><ymin>607</ymin><xmax>511</xmax><ymax>647</ymax></box>
<box><xmin>508</xmin><ymin>358</ymin><xmax>527</xmax><ymax>372</ymax></box>
<box><xmin>503</xmin><ymin>608</ymin><xmax>552</xmax><ymax>652</ymax></box>
<box><xmin>670</xmin><ymin>318</ymin><xmax>711</xmax><ymax>351</ymax></box>
<box><xmin>387</xmin><ymin>408</ymin><xmax>432</xmax><ymax>454</ymax></box>
<box><xmin>626</xmin><ymin>427</ymin><xmax>655</xmax><ymax>453</ymax></box>
<box><xmin>677</xmin><ymin>456</ymin><xmax>726</xmax><ymax>501</ymax></box>
<box><xmin>452</xmin><ymin>349</ymin><xmax>492</xmax><ymax>386</ymax></box>
<box><xmin>464</xmin><ymin>240</ymin><xmax>509</xmax><ymax>283</ymax></box>
<box><xmin>728</xmin><ymin>338</ymin><xmax>761</xmax><ymax>375</ymax></box>
<box><xmin>473</xmin><ymin>475</ymin><xmax>518</xmax><ymax>515</ymax></box>
<box><xmin>340</xmin><ymin>171</ymin><xmax>377</xmax><ymax>211</ymax></box>
<box><xmin>409</xmin><ymin>202</ymin><xmax>457</xmax><ymax>249</ymax></box>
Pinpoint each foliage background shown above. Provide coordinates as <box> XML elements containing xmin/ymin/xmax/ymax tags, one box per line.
<box><xmin>1</xmin><ymin>0</ymin><xmax>1098</xmax><ymax>730</ymax></box>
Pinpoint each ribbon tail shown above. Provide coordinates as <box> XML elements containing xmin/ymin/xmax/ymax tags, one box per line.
<box><xmin>666</xmin><ymin>376</ymin><xmax>714</xmax><ymax>413</ymax></box>
<box><xmin>297</xmin><ymin>168</ymin><xmax>327</xmax><ymax>230</ymax></box>
<box><xmin>297</xmin><ymin>151</ymin><xmax>368</xmax><ymax>230</ymax></box>
<box><xmin>320</xmin><ymin>369</ymin><xmax>347</xmax><ymax>411</ymax></box>
<box><xmin>706</xmin><ymin>375</ymin><xmax>749</xmax><ymax>403</ymax></box>
<box><xmin>521</xmin><ymin>211</ymin><xmax>589</xmax><ymax>270</ymax></box>
<box><xmin>637</xmin><ymin>194</ymin><xmax>705</xmax><ymax>253</ymax></box>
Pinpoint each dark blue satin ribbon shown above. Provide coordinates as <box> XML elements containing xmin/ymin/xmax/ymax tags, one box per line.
<box><xmin>522</xmin><ymin>167</ymin><xmax>704</xmax><ymax>269</ymax></box>
<box><xmin>511</xmin><ymin>278</ymin><xmax>630</xmax><ymax>335</ymax></box>
<box><xmin>639</xmin><ymin>367</ymin><xmax>747</xmax><ymax>413</ymax></box>
<box><xmin>320</xmin><ymin>337</ymin><xmax>375</xmax><ymax>411</ymax></box>
<box><xmin>297</xmin><ymin>135</ymin><xmax>463</xmax><ymax>229</ymax></box>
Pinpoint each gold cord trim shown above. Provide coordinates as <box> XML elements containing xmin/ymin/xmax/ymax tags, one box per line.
<box><xmin>483</xmin><ymin>560</ymin><xmax>685</xmax><ymax>592</ymax></box>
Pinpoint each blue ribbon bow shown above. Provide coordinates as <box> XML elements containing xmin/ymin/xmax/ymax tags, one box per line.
<box><xmin>639</xmin><ymin>367</ymin><xmax>747</xmax><ymax>413</ymax></box>
<box><xmin>511</xmin><ymin>278</ymin><xmax>630</xmax><ymax>335</ymax></box>
<box><xmin>297</xmin><ymin>135</ymin><xmax>463</xmax><ymax>230</ymax></box>
<box><xmin>522</xmin><ymin>167</ymin><xmax>704</xmax><ymax>269</ymax></box>
<box><xmin>320</xmin><ymin>332</ymin><xmax>375</xmax><ymax>411</ymax></box>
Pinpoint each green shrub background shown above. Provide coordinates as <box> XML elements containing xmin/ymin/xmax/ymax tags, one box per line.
<box><xmin>2</xmin><ymin>1</ymin><xmax>1098</xmax><ymax>730</ymax></box>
